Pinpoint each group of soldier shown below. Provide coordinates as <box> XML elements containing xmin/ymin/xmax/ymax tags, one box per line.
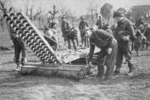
<box><xmin>8</xmin><ymin>7</ymin><xmax>150</xmax><ymax>79</ymax></box>
<box><xmin>90</xmin><ymin>11</ymin><xmax>150</xmax><ymax>80</ymax></box>
<box><xmin>82</xmin><ymin>11</ymin><xmax>149</xmax><ymax>80</ymax></box>
<box><xmin>53</xmin><ymin>10</ymin><xmax>150</xmax><ymax>80</ymax></box>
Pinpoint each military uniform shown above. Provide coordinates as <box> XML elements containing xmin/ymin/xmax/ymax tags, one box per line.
<box><xmin>134</xmin><ymin>29</ymin><xmax>142</xmax><ymax>55</ymax></box>
<box><xmin>136</xmin><ymin>18</ymin><xmax>145</xmax><ymax>28</ymax></box>
<box><xmin>61</xmin><ymin>20</ymin><xmax>70</xmax><ymax>42</ymax></box>
<box><xmin>89</xmin><ymin>29</ymin><xmax>118</xmax><ymax>80</ymax></box>
<box><xmin>67</xmin><ymin>27</ymin><xmax>78</xmax><ymax>51</ymax></box>
<box><xmin>96</xmin><ymin>18</ymin><xmax>104</xmax><ymax>29</ymax></box>
<box><xmin>79</xmin><ymin>19</ymin><xmax>89</xmax><ymax>46</ymax></box>
<box><xmin>49</xmin><ymin>21</ymin><xmax>56</xmax><ymax>29</ymax></box>
<box><xmin>8</xmin><ymin>24</ymin><xmax>26</xmax><ymax>66</ymax></box>
<box><xmin>113</xmin><ymin>17</ymin><xmax>136</xmax><ymax>74</ymax></box>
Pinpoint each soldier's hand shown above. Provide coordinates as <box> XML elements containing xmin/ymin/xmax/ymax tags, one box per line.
<box><xmin>122</xmin><ymin>35</ymin><xmax>130</xmax><ymax>41</ymax></box>
<box><xmin>107</xmin><ymin>48</ymin><xmax>112</xmax><ymax>55</ymax></box>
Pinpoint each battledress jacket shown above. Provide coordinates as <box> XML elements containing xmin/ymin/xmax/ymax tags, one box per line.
<box><xmin>61</xmin><ymin>20</ymin><xmax>70</xmax><ymax>34</ymax></box>
<box><xmin>88</xmin><ymin>29</ymin><xmax>113</xmax><ymax>62</ymax></box>
<box><xmin>113</xmin><ymin>18</ymin><xmax>136</xmax><ymax>45</ymax></box>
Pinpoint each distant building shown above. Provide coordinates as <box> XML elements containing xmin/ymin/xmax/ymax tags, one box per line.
<box><xmin>127</xmin><ymin>5</ymin><xmax>150</xmax><ymax>23</ymax></box>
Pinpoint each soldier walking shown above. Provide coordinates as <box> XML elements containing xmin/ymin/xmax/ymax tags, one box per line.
<box><xmin>113</xmin><ymin>11</ymin><xmax>136</xmax><ymax>76</ymax></box>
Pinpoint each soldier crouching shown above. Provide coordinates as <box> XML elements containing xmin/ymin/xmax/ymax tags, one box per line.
<box><xmin>88</xmin><ymin>25</ymin><xmax>118</xmax><ymax>80</ymax></box>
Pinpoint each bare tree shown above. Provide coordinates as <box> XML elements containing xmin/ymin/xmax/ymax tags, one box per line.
<box><xmin>48</xmin><ymin>5</ymin><xmax>59</xmax><ymax>20</ymax></box>
<box><xmin>22</xmin><ymin>0</ymin><xmax>44</xmax><ymax>20</ymax></box>
<box><xmin>0</xmin><ymin>0</ymin><xmax>8</xmax><ymax>31</ymax></box>
<box><xmin>87</xmin><ymin>0</ymin><xmax>99</xmax><ymax>25</ymax></box>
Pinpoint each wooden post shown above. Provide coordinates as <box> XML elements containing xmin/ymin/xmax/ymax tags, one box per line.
<box><xmin>49</xmin><ymin>5</ymin><xmax>59</xmax><ymax>20</ymax></box>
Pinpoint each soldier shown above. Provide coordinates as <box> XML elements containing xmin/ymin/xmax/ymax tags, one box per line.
<box><xmin>79</xmin><ymin>16</ymin><xmax>89</xmax><ymax>47</ymax></box>
<box><xmin>96</xmin><ymin>14</ymin><xmax>106</xmax><ymax>29</ymax></box>
<box><xmin>134</xmin><ymin>25</ymin><xmax>142</xmax><ymax>56</ymax></box>
<box><xmin>66</xmin><ymin>26</ymin><xmax>78</xmax><ymax>51</ymax></box>
<box><xmin>61</xmin><ymin>16</ymin><xmax>70</xmax><ymax>45</ymax></box>
<box><xmin>48</xmin><ymin>19</ymin><xmax>57</xmax><ymax>29</ymax></box>
<box><xmin>136</xmin><ymin>16</ymin><xmax>145</xmax><ymax>28</ymax></box>
<box><xmin>113</xmin><ymin>11</ymin><xmax>136</xmax><ymax>76</ymax></box>
<box><xmin>88</xmin><ymin>25</ymin><xmax>118</xmax><ymax>80</ymax></box>
<box><xmin>7</xmin><ymin>24</ymin><xmax>27</xmax><ymax>71</ymax></box>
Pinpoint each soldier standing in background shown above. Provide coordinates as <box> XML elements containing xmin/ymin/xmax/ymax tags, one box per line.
<box><xmin>61</xmin><ymin>16</ymin><xmax>70</xmax><ymax>46</ymax></box>
<box><xmin>79</xmin><ymin>16</ymin><xmax>89</xmax><ymax>47</ymax></box>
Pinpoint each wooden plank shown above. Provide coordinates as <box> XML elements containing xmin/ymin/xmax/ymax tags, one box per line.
<box><xmin>59</xmin><ymin>47</ymin><xmax>100</xmax><ymax>63</ymax></box>
<box><xmin>21</xmin><ymin>63</ymin><xmax>88</xmax><ymax>80</ymax></box>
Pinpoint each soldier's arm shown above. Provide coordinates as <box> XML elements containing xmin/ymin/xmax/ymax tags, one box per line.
<box><xmin>107</xmin><ymin>35</ymin><xmax>113</xmax><ymax>48</ymax></box>
<box><xmin>99</xmin><ymin>30</ymin><xmax>113</xmax><ymax>48</ymax></box>
<box><xmin>88</xmin><ymin>44</ymin><xmax>95</xmax><ymax>63</ymax></box>
<box><xmin>126</xmin><ymin>22</ymin><xmax>136</xmax><ymax>41</ymax></box>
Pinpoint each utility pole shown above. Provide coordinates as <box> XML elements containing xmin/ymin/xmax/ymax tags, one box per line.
<box><xmin>49</xmin><ymin>5</ymin><xmax>59</xmax><ymax>20</ymax></box>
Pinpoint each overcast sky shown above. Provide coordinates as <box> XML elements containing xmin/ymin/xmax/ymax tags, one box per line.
<box><xmin>11</xmin><ymin>0</ymin><xmax>150</xmax><ymax>17</ymax></box>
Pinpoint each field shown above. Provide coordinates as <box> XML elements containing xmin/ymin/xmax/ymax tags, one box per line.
<box><xmin>0</xmin><ymin>23</ymin><xmax>150</xmax><ymax>100</ymax></box>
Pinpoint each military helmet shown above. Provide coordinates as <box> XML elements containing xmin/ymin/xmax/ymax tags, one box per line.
<box><xmin>113</xmin><ymin>11</ymin><xmax>124</xmax><ymax>18</ymax></box>
<box><xmin>80</xmin><ymin>16</ymin><xmax>85</xmax><ymax>20</ymax></box>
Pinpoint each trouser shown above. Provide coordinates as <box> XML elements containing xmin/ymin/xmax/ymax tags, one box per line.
<box><xmin>80</xmin><ymin>31</ymin><xmax>86</xmax><ymax>45</ymax></box>
<box><xmin>115</xmin><ymin>43</ymin><xmax>134</xmax><ymax>72</ymax></box>
<box><xmin>13</xmin><ymin>38</ymin><xmax>26</xmax><ymax>65</ymax></box>
<box><xmin>97</xmin><ymin>39</ymin><xmax>118</xmax><ymax>80</ymax></box>
<box><xmin>134</xmin><ymin>38</ymin><xmax>142</xmax><ymax>53</ymax></box>
<box><xmin>62</xmin><ymin>32</ymin><xmax>67</xmax><ymax>43</ymax></box>
<box><xmin>80</xmin><ymin>31</ymin><xmax>89</xmax><ymax>47</ymax></box>
<box><xmin>75</xmin><ymin>37</ymin><xmax>79</xmax><ymax>47</ymax></box>
<box><xmin>67</xmin><ymin>37</ymin><xmax>77</xmax><ymax>51</ymax></box>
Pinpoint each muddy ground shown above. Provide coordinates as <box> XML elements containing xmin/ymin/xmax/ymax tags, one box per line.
<box><xmin>0</xmin><ymin>48</ymin><xmax>150</xmax><ymax>100</ymax></box>
<box><xmin>0</xmin><ymin>25</ymin><xmax>150</xmax><ymax>100</ymax></box>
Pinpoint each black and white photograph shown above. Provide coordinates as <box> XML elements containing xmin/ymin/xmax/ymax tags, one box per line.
<box><xmin>0</xmin><ymin>0</ymin><xmax>150</xmax><ymax>100</ymax></box>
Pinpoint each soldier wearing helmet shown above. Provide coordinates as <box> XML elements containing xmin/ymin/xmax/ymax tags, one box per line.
<box><xmin>113</xmin><ymin>11</ymin><xmax>136</xmax><ymax>76</ymax></box>
<box><xmin>79</xmin><ymin>16</ymin><xmax>89</xmax><ymax>47</ymax></box>
<box><xmin>61</xmin><ymin>16</ymin><xmax>70</xmax><ymax>45</ymax></box>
